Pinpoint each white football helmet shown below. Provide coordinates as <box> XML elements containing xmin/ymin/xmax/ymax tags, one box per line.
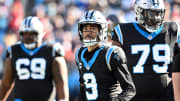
<box><xmin>19</xmin><ymin>16</ymin><xmax>44</xmax><ymax>49</ymax></box>
<box><xmin>135</xmin><ymin>0</ymin><xmax>165</xmax><ymax>32</ymax></box>
<box><xmin>78</xmin><ymin>10</ymin><xmax>108</xmax><ymax>47</ymax></box>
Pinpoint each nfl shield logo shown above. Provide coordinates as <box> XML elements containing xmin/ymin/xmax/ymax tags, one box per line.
<box><xmin>87</xmin><ymin>65</ymin><xmax>90</xmax><ymax>70</ymax></box>
<box><xmin>148</xmin><ymin>35</ymin><xmax>152</xmax><ymax>40</ymax></box>
<box><xmin>30</xmin><ymin>52</ymin><xmax>33</xmax><ymax>56</ymax></box>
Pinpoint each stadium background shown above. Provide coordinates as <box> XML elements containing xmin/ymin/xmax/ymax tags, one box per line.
<box><xmin>0</xmin><ymin>0</ymin><xmax>179</xmax><ymax>100</ymax></box>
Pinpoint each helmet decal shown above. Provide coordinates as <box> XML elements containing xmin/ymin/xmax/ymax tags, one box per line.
<box><xmin>151</xmin><ymin>0</ymin><xmax>159</xmax><ymax>5</ymax></box>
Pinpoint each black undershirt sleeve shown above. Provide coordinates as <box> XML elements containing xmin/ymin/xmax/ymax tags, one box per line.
<box><xmin>110</xmin><ymin>48</ymin><xmax>136</xmax><ymax>101</ymax></box>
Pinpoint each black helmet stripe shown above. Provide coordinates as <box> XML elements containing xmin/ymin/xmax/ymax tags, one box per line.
<box><xmin>152</xmin><ymin>0</ymin><xmax>159</xmax><ymax>5</ymax></box>
<box><xmin>90</xmin><ymin>10</ymin><xmax>95</xmax><ymax>19</ymax></box>
<box><xmin>28</xmin><ymin>16</ymin><xmax>32</xmax><ymax>27</ymax></box>
<box><xmin>24</xmin><ymin>18</ymin><xmax>28</xmax><ymax>27</ymax></box>
<box><xmin>85</xmin><ymin>11</ymin><xmax>88</xmax><ymax>19</ymax></box>
<box><xmin>85</xmin><ymin>10</ymin><xmax>95</xmax><ymax>19</ymax></box>
<box><xmin>24</xmin><ymin>16</ymin><xmax>32</xmax><ymax>28</ymax></box>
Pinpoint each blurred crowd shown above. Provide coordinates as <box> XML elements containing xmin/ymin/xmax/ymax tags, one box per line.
<box><xmin>0</xmin><ymin>0</ymin><xmax>179</xmax><ymax>101</ymax></box>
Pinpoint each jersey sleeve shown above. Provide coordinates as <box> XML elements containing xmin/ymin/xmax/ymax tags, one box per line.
<box><xmin>78</xmin><ymin>80</ymin><xmax>86</xmax><ymax>101</ymax></box>
<box><xmin>172</xmin><ymin>53</ymin><xmax>180</xmax><ymax>72</ymax></box>
<box><xmin>75</xmin><ymin>47</ymin><xmax>86</xmax><ymax>100</ymax></box>
<box><xmin>174</xmin><ymin>42</ymin><xmax>180</xmax><ymax>56</ymax></box>
<box><xmin>6</xmin><ymin>46</ymin><xmax>12</xmax><ymax>58</ymax></box>
<box><xmin>109</xmin><ymin>47</ymin><xmax>136</xmax><ymax>101</ymax></box>
<box><xmin>75</xmin><ymin>48</ymin><xmax>81</xmax><ymax>65</ymax></box>
<box><xmin>52</xmin><ymin>42</ymin><xmax>65</xmax><ymax>57</ymax></box>
<box><xmin>112</xmin><ymin>24</ymin><xmax>123</xmax><ymax>45</ymax></box>
<box><xmin>176</xmin><ymin>23</ymin><xmax>180</xmax><ymax>46</ymax></box>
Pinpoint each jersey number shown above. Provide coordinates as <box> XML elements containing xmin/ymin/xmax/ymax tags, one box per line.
<box><xmin>83</xmin><ymin>73</ymin><xmax>98</xmax><ymax>100</ymax></box>
<box><xmin>16</xmin><ymin>58</ymin><xmax>46</xmax><ymax>80</ymax></box>
<box><xmin>131</xmin><ymin>44</ymin><xmax>170</xmax><ymax>73</ymax></box>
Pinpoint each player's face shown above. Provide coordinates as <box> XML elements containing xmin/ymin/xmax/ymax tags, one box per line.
<box><xmin>21</xmin><ymin>32</ymin><xmax>38</xmax><ymax>44</ymax></box>
<box><xmin>143</xmin><ymin>9</ymin><xmax>164</xmax><ymax>28</ymax></box>
<box><xmin>82</xmin><ymin>24</ymin><xmax>99</xmax><ymax>40</ymax></box>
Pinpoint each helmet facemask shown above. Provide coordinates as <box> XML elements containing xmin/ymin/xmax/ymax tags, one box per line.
<box><xmin>142</xmin><ymin>9</ymin><xmax>165</xmax><ymax>32</ymax></box>
<box><xmin>20</xmin><ymin>31</ymin><xmax>38</xmax><ymax>49</ymax></box>
<box><xmin>79</xmin><ymin>23</ymin><xmax>102</xmax><ymax>47</ymax></box>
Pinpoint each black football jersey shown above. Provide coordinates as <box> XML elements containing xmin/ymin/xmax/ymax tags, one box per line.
<box><xmin>172</xmin><ymin>53</ymin><xmax>180</xmax><ymax>72</ymax></box>
<box><xmin>112</xmin><ymin>22</ymin><xmax>180</xmax><ymax>95</ymax></box>
<box><xmin>6</xmin><ymin>42</ymin><xmax>64</xmax><ymax>101</ymax></box>
<box><xmin>75</xmin><ymin>45</ymin><xmax>135</xmax><ymax>101</ymax></box>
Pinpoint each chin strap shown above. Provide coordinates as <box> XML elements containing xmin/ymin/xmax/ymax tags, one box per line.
<box><xmin>24</xmin><ymin>43</ymin><xmax>36</xmax><ymax>49</ymax></box>
<box><xmin>83</xmin><ymin>39</ymin><xmax>98</xmax><ymax>47</ymax></box>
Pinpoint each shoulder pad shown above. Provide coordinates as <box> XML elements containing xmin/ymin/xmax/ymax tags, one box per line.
<box><xmin>106</xmin><ymin>46</ymin><xmax>118</xmax><ymax>71</ymax></box>
<box><xmin>169</xmin><ymin>22</ymin><xmax>178</xmax><ymax>33</ymax></box>
<box><xmin>165</xmin><ymin>22</ymin><xmax>180</xmax><ymax>46</ymax></box>
<box><xmin>164</xmin><ymin>22</ymin><xmax>178</xmax><ymax>34</ymax></box>
<box><xmin>106</xmin><ymin>46</ymin><xmax>126</xmax><ymax>71</ymax></box>
<box><xmin>53</xmin><ymin>42</ymin><xmax>65</xmax><ymax>57</ymax></box>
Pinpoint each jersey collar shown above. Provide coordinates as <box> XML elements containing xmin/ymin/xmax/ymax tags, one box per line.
<box><xmin>20</xmin><ymin>42</ymin><xmax>46</xmax><ymax>56</ymax></box>
<box><xmin>81</xmin><ymin>46</ymin><xmax>104</xmax><ymax>71</ymax></box>
<box><xmin>133</xmin><ymin>23</ymin><xmax>164</xmax><ymax>40</ymax></box>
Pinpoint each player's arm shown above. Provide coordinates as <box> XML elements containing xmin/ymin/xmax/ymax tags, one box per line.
<box><xmin>52</xmin><ymin>43</ymin><xmax>69</xmax><ymax>101</ymax></box>
<box><xmin>75</xmin><ymin>48</ymin><xmax>86</xmax><ymax>101</ymax></box>
<box><xmin>172</xmin><ymin>73</ymin><xmax>180</xmax><ymax>101</ymax></box>
<box><xmin>170</xmin><ymin>22</ymin><xmax>180</xmax><ymax>57</ymax></box>
<box><xmin>52</xmin><ymin>57</ymin><xmax>69</xmax><ymax>101</ymax></box>
<box><xmin>172</xmin><ymin>53</ymin><xmax>180</xmax><ymax>101</ymax></box>
<box><xmin>110</xmin><ymin>48</ymin><xmax>136</xmax><ymax>101</ymax></box>
<box><xmin>0</xmin><ymin>57</ymin><xmax>14</xmax><ymax>100</ymax></box>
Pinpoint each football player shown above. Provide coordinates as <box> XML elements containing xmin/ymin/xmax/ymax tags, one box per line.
<box><xmin>0</xmin><ymin>16</ymin><xmax>69</xmax><ymax>101</ymax></box>
<box><xmin>111</xmin><ymin>0</ymin><xmax>180</xmax><ymax>101</ymax></box>
<box><xmin>75</xmin><ymin>10</ymin><xmax>136</xmax><ymax>101</ymax></box>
